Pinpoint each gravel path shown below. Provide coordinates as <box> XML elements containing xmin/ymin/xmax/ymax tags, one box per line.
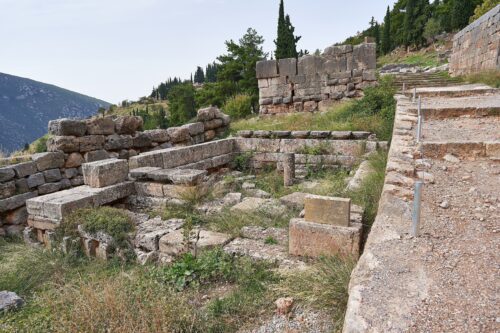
<box><xmin>423</xmin><ymin>116</ymin><xmax>500</xmax><ymax>142</ymax></box>
<box><xmin>410</xmin><ymin>158</ymin><xmax>499</xmax><ymax>332</ymax></box>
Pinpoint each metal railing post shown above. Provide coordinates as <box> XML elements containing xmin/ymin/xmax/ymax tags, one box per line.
<box><xmin>411</xmin><ymin>181</ymin><xmax>423</xmax><ymax>237</ymax></box>
<box><xmin>417</xmin><ymin>96</ymin><xmax>422</xmax><ymax>143</ymax></box>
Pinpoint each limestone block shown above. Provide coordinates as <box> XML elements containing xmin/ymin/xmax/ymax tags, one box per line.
<box><xmin>0</xmin><ymin>181</ymin><xmax>15</xmax><ymax>200</ymax></box>
<box><xmin>204</xmin><ymin>118</ymin><xmax>224</xmax><ymax>130</ymax></box>
<box><xmin>204</xmin><ymin>130</ymin><xmax>216</xmax><ymax>141</ymax></box>
<box><xmin>46</xmin><ymin>136</ymin><xmax>78</xmax><ymax>153</ymax></box>
<box><xmin>234</xmin><ymin>138</ymin><xmax>280</xmax><ymax>153</ymax></box>
<box><xmin>27</xmin><ymin>173</ymin><xmax>45</xmax><ymax>188</ymax></box>
<box><xmin>15</xmin><ymin>178</ymin><xmax>30</xmax><ymax>194</ymax></box>
<box><xmin>32</xmin><ymin>152</ymin><xmax>65</xmax><ymax>171</ymax></box>
<box><xmin>256</xmin><ymin>60</ymin><xmax>279</xmax><ymax>79</ymax></box>
<box><xmin>0</xmin><ymin>167</ymin><xmax>15</xmax><ymax>183</ymax></box>
<box><xmin>129</xmin><ymin>151</ymin><xmax>164</xmax><ymax>169</ymax></box>
<box><xmin>289</xmin><ymin>219</ymin><xmax>362</xmax><ymax>258</ymax></box>
<box><xmin>162</xmin><ymin>184</ymin><xmax>203</xmax><ymax>199</ymax></box>
<box><xmin>362</xmin><ymin>69</ymin><xmax>377</xmax><ymax>81</ymax></box>
<box><xmin>167</xmin><ymin>127</ymin><xmax>191</xmax><ymax>143</ymax></box>
<box><xmin>280</xmin><ymin>192</ymin><xmax>309</xmax><ymax>210</ymax></box>
<box><xmin>330</xmin><ymin>131</ymin><xmax>352</xmax><ymax>139</ymax></box>
<box><xmin>115</xmin><ymin>116</ymin><xmax>143</xmax><ymax>134</ymax></box>
<box><xmin>142</xmin><ymin>129</ymin><xmax>169</xmax><ymax>143</ymax></box>
<box><xmin>159</xmin><ymin>228</ymin><xmax>198</xmax><ymax>257</ymax></box>
<box><xmin>132</xmin><ymin>133</ymin><xmax>153</xmax><ymax>148</ymax></box>
<box><xmin>237</xmin><ymin>130</ymin><xmax>253</xmax><ymax>138</ymax></box>
<box><xmin>290</xmin><ymin>131</ymin><xmax>310</xmax><ymax>139</ymax></box>
<box><xmin>0</xmin><ymin>192</ymin><xmax>37</xmax><ymax>213</ymax></box>
<box><xmin>135</xmin><ymin>182</ymin><xmax>164</xmax><ymax>197</ymax></box>
<box><xmin>12</xmin><ymin>162</ymin><xmax>37</xmax><ymax>178</ymax></box>
<box><xmin>43</xmin><ymin>169</ymin><xmax>62</xmax><ymax>183</ymax></box>
<box><xmin>148</xmin><ymin>169</ymin><xmax>207</xmax><ymax>186</ymax></box>
<box><xmin>278</xmin><ymin>58</ymin><xmax>297</xmax><ymax>77</ymax></box>
<box><xmin>105</xmin><ymin>134</ymin><xmax>133</xmax><ymax>150</ymax></box>
<box><xmin>298</xmin><ymin>56</ymin><xmax>325</xmax><ymax>75</ymax></box>
<box><xmin>82</xmin><ymin>159</ymin><xmax>128</xmax><ymax>188</ymax></box>
<box><xmin>38</xmin><ymin>182</ymin><xmax>62</xmax><ymax>195</ymax></box>
<box><xmin>86</xmin><ymin>117</ymin><xmax>115</xmax><ymax>135</ymax></box>
<box><xmin>304</xmin><ymin>194</ymin><xmax>351</xmax><ymax>226</ymax></box>
<box><xmin>70</xmin><ymin>176</ymin><xmax>84</xmax><ymax>186</ymax></box>
<box><xmin>91</xmin><ymin>181</ymin><xmax>135</xmax><ymax>206</ymax></box>
<box><xmin>84</xmin><ymin>150</ymin><xmax>110</xmax><ymax>163</ymax></box>
<box><xmin>197</xmin><ymin>230</ymin><xmax>232</xmax><ymax>252</ymax></box>
<box><xmin>130</xmin><ymin>167</ymin><xmax>162</xmax><ymax>180</ymax></box>
<box><xmin>48</xmin><ymin>118</ymin><xmax>86</xmax><ymax>137</ymax></box>
<box><xmin>65</xmin><ymin>152</ymin><xmax>84</xmax><ymax>168</ymax></box>
<box><xmin>197</xmin><ymin>106</ymin><xmax>219</xmax><ymax>122</ymax></box>
<box><xmin>182</xmin><ymin>122</ymin><xmax>205</xmax><ymax>136</ymax></box>
<box><xmin>78</xmin><ymin>136</ymin><xmax>105</xmax><ymax>153</ymax></box>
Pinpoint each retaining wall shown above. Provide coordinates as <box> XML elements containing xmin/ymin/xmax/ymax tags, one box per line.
<box><xmin>450</xmin><ymin>5</ymin><xmax>500</xmax><ymax>76</ymax></box>
<box><xmin>0</xmin><ymin>107</ymin><xmax>229</xmax><ymax>236</ymax></box>
<box><xmin>256</xmin><ymin>43</ymin><xmax>377</xmax><ymax>115</ymax></box>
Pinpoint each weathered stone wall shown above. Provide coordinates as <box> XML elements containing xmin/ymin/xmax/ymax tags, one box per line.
<box><xmin>449</xmin><ymin>5</ymin><xmax>500</xmax><ymax>76</ymax></box>
<box><xmin>0</xmin><ymin>107</ymin><xmax>230</xmax><ymax>237</ymax></box>
<box><xmin>256</xmin><ymin>43</ymin><xmax>377</xmax><ymax>115</ymax></box>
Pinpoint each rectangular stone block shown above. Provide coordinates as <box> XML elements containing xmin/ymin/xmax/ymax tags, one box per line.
<box><xmin>304</xmin><ymin>194</ymin><xmax>350</xmax><ymax>226</ymax></box>
<box><xmin>32</xmin><ymin>152</ymin><xmax>65</xmax><ymax>171</ymax></box>
<box><xmin>148</xmin><ymin>169</ymin><xmax>207</xmax><ymax>185</ymax></box>
<box><xmin>26</xmin><ymin>189</ymin><xmax>95</xmax><ymax>220</ymax></box>
<box><xmin>256</xmin><ymin>60</ymin><xmax>279</xmax><ymax>79</ymax></box>
<box><xmin>129</xmin><ymin>150</ymin><xmax>164</xmax><ymax>169</ymax></box>
<box><xmin>48</xmin><ymin>118</ymin><xmax>87</xmax><ymax>137</ymax></box>
<box><xmin>135</xmin><ymin>182</ymin><xmax>164</xmax><ymax>197</ymax></box>
<box><xmin>278</xmin><ymin>58</ymin><xmax>297</xmax><ymax>77</ymax></box>
<box><xmin>12</xmin><ymin>162</ymin><xmax>37</xmax><ymax>178</ymax></box>
<box><xmin>27</xmin><ymin>216</ymin><xmax>60</xmax><ymax>230</ymax></box>
<box><xmin>82</xmin><ymin>159</ymin><xmax>128</xmax><ymax>188</ymax></box>
<box><xmin>90</xmin><ymin>181</ymin><xmax>135</xmax><ymax>206</ymax></box>
<box><xmin>0</xmin><ymin>191</ymin><xmax>37</xmax><ymax>213</ymax></box>
<box><xmin>289</xmin><ymin>218</ymin><xmax>362</xmax><ymax>258</ymax></box>
<box><xmin>234</xmin><ymin>138</ymin><xmax>280</xmax><ymax>153</ymax></box>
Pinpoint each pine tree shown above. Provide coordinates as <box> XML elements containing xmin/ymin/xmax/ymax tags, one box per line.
<box><xmin>382</xmin><ymin>6</ymin><xmax>392</xmax><ymax>54</ymax></box>
<box><xmin>451</xmin><ymin>0</ymin><xmax>476</xmax><ymax>30</ymax></box>
<box><xmin>404</xmin><ymin>0</ymin><xmax>430</xmax><ymax>48</ymax></box>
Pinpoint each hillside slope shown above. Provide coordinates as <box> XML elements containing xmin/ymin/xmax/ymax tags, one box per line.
<box><xmin>0</xmin><ymin>73</ymin><xmax>110</xmax><ymax>153</ymax></box>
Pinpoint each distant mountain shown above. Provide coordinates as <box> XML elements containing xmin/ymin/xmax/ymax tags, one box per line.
<box><xmin>0</xmin><ymin>72</ymin><xmax>110</xmax><ymax>153</ymax></box>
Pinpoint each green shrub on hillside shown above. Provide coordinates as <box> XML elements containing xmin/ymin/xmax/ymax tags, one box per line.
<box><xmin>223</xmin><ymin>94</ymin><xmax>253</xmax><ymax>119</ymax></box>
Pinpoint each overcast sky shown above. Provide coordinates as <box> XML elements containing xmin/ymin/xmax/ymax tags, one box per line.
<box><xmin>0</xmin><ymin>0</ymin><xmax>393</xmax><ymax>103</ymax></box>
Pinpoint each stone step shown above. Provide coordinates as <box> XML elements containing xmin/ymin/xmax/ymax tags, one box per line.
<box><xmin>402</xmin><ymin>84</ymin><xmax>498</xmax><ymax>98</ymax></box>
<box><xmin>26</xmin><ymin>182</ymin><xmax>135</xmax><ymax>226</ymax></box>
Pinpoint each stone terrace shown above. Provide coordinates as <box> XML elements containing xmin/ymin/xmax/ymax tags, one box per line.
<box><xmin>343</xmin><ymin>84</ymin><xmax>500</xmax><ymax>332</ymax></box>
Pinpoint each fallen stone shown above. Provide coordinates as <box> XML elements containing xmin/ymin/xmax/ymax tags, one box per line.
<box><xmin>242</xmin><ymin>182</ymin><xmax>256</xmax><ymax>190</ymax></box>
<box><xmin>275</xmin><ymin>297</ymin><xmax>294</xmax><ymax>315</ymax></box>
<box><xmin>440</xmin><ymin>201</ymin><xmax>450</xmax><ymax>209</ymax></box>
<box><xmin>280</xmin><ymin>192</ymin><xmax>309</xmax><ymax>210</ymax></box>
<box><xmin>148</xmin><ymin>169</ymin><xmax>207</xmax><ymax>186</ymax></box>
<box><xmin>0</xmin><ymin>291</ymin><xmax>24</xmax><ymax>312</ymax></box>
<box><xmin>245</xmin><ymin>188</ymin><xmax>271</xmax><ymax>199</ymax></box>
<box><xmin>231</xmin><ymin>197</ymin><xmax>288</xmax><ymax>216</ymax></box>
<box><xmin>196</xmin><ymin>230</ymin><xmax>232</xmax><ymax>251</ymax></box>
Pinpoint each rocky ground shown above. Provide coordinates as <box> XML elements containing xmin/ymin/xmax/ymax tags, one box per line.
<box><xmin>423</xmin><ymin>116</ymin><xmax>500</xmax><ymax>142</ymax></box>
<box><xmin>411</xmin><ymin>157</ymin><xmax>499</xmax><ymax>332</ymax></box>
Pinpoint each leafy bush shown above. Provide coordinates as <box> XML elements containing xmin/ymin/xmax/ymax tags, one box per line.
<box><xmin>234</xmin><ymin>151</ymin><xmax>254</xmax><ymax>172</ymax></box>
<box><xmin>222</xmin><ymin>93</ymin><xmax>253</xmax><ymax>119</ymax></box>
<box><xmin>150</xmin><ymin>249</ymin><xmax>235</xmax><ymax>291</ymax></box>
<box><xmin>296</xmin><ymin>142</ymin><xmax>331</xmax><ymax>155</ymax></box>
<box><xmin>168</xmin><ymin>83</ymin><xmax>197</xmax><ymax>126</ymax></box>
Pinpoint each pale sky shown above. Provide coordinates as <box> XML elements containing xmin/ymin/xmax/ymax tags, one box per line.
<box><xmin>0</xmin><ymin>0</ymin><xmax>393</xmax><ymax>103</ymax></box>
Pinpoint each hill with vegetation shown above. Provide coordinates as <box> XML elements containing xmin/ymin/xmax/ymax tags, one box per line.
<box><xmin>0</xmin><ymin>73</ymin><xmax>109</xmax><ymax>153</ymax></box>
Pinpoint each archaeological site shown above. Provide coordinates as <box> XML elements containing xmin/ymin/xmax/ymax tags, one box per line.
<box><xmin>0</xmin><ymin>2</ymin><xmax>499</xmax><ymax>333</ymax></box>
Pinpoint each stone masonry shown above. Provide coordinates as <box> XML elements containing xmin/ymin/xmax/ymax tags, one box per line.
<box><xmin>449</xmin><ymin>5</ymin><xmax>500</xmax><ymax>76</ymax></box>
<box><xmin>256</xmin><ymin>42</ymin><xmax>377</xmax><ymax>115</ymax></box>
<box><xmin>0</xmin><ymin>107</ymin><xmax>229</xmax><ymax>237</ymax></box>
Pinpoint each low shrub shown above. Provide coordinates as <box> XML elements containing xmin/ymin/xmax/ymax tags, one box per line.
<box><xmin>222</xmin><ymin>93</ymin><xmax>253</xmax><ymax>119</ymax></box>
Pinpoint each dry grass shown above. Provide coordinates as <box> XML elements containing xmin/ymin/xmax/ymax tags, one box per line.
<box><xmin>274</xmin><ymin>255</ymin><xmax>356</xmax><ymax>332</ymax></box>
<box><xmin>462</xmin><ymin>70</ymin><xmax>500</xmax><ymax>88</ymax></box>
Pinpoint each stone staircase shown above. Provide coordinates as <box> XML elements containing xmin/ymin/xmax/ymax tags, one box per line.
<box><xmin>389</xmin><ymin>71</ymin><xmax>463</xmax><ymax>91</ymax></box>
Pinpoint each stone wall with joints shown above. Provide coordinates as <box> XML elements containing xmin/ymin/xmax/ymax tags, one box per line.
<box><xmin>0</xmin><ymin>107</ymin><xmax>230</xmax><ymax>237</ymax></box>
<box><xmin>449</xmin><ymin>5</ymin><xmax>500</xmax><ymax>77</ymax></box>
<box><xmin>256</xmin><ymin>42</ymin><xmax>378</xmax><ymax>115</ymax></box>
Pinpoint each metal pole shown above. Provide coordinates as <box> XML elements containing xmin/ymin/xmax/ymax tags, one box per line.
<box><xmin>411</xmin><ymin>181</ymin><xmax>423</xmax><ymax>237</ymax></box>
<box><xmin>417</xmin><ymin>96</ymin><xmax>422</xmax><ymax>143</ymax></box>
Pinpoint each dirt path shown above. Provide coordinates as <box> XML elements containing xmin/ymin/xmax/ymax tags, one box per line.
<box><xmin>411</xmin><ymin>158</ymin><xmax>499</xmax><ymax>332</ymax></box>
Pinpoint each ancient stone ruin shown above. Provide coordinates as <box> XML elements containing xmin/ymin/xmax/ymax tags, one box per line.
<box><xmin>256</xmin><ymin>42</ymin><xmax>377</xmax><ymax>115</ymax></box>
<box><xmin>450</xmin><ymin>4</ymin><xmax>500</xmax><ymax>76</ymax></box>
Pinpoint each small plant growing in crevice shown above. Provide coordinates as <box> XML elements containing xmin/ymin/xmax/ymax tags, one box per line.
<box><xmin>264</xmin><ymin>236</ymin><xmax>278</xmax><ymax>245</ymax></box>
<box><xmin>234</xmin><ymin>151</ymin><xmax>254</xmax><ymax>172</ymax></box>
<box><xmin>297</xmin><ymin>142</ymin><xmax>330</xmax><ymax>155</ymax></box>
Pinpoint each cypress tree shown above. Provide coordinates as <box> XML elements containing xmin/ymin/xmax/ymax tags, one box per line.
<box><xmin>274</xmin><ymin>0</ymin><xmax>288</xmax><ymax>59</ymax></box>
<box><xmin>194</xmin><ymin>66</ymin><xmax>205</xmax><ymax>83</ymax></box>
<box><xmin>382</xmin><ymin>6</ymin><xmax>392</xmax><ymax>54</ymax></box>
<box><xmin>285</xmin><ymin>14</ymin><xmax>301</xmax><ymax>58</ymax></box>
